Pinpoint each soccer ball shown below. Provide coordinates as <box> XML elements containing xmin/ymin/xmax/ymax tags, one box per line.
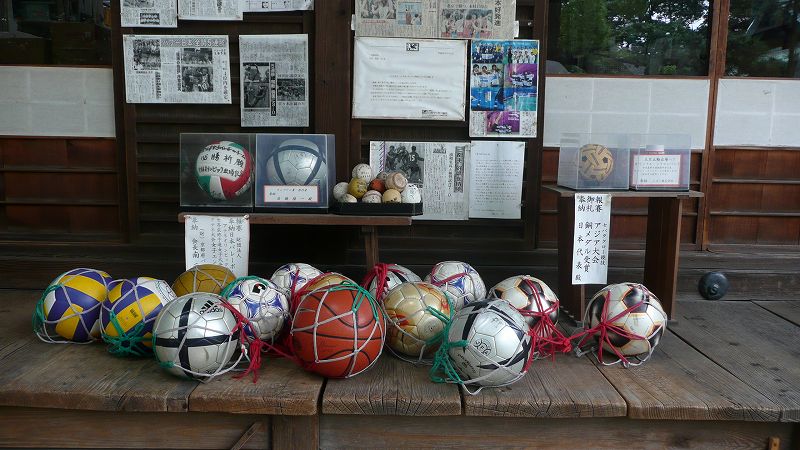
<box><xmin>382</xmin><ymin>282</ymin><xmax>451</xmax><ymax>358</ymax></box>
<box><xmin>578</xmin><ymin>144</ymin><xmax>614</xmax><ymax>182</ymax></box>
<box><xmin>425</xmin><ymin>261</ymin><xmax>486</xmax><ymax>310</ymax></box>
<box><xmin>172</xmin><ymin>264</ymin><xmax>236</xmax><ymax>297</ymax></box>
<box><xmin>265</xmin><ymin>138</ymin><xmax>327</xmax><ymax>186</ymax></box>
<box><xmin>270</xmin><ymin>263</ymin><xmax>323</xmax><ymax>298</ymax></box>
<box><xmin>363</xmin><ymin>263</ymin><xmax>422</xmax><ymax>302</ymax></box>
<box><xmin>224</xmin><ymin>277</ymin><xmax>289</xmax><ymax>341</ymax></box>
<box><xmin>585</xmin><ymin>282</ymin><xmax>667</xmax><ymax>364</ymax></box>
<box><xmin>489</xmin><ymin>275</ymin><xmax>559</xmax><ymax>328</ymax></box>
<box><xmin>38</xmin><ymin>268</ymin><xmax>112</xmax><ymax>342</ymax></box>
<box><xmin>153</xmin><ymin>293</ymin><xmax>241</xmax><ymax>380</ymax></box>
<box><xmin>101</xmin><ymin>277</ymin><xmax>176</xmax><ymax>355</ymax></box>
<box><xmin>446</xmin><ymin>299</ymin><xmax>532</xmax><ymax>388</ymax></box>
<box><xmin>195</xmin><ymin>141</ymin><xmax>253</xmax><ymax>201</ymax></box>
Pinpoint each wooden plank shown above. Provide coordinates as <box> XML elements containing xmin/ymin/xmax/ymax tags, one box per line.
<box><xmin>272</xmin><ymin>415</ymin><xmax>319</xmax><ymax>450</ymax></box>
<box><xmin>597</xmin><ymin>331</ymin><xmax>781</xmax><ymax>421</ymax></box>
<box><xmin>463</xmin><ymin>352</ymin><xmax>626</xmax><ymax>418</ymax></box>
<box><xmin>543</xmin><ymin>185</ymin><xmax>704</xmax><ymax>199</ymax></box>
<box><xmin>0</xmin><ymin>290</ymin><xmax>41</xmax><ymax>359</ymax></box>
<box><xmin>189</xmin><ymin>357</ymin><xmax>323</xmax><ymax>415</ymax></box>
<box><xmin>178</xmin><ymin>212</ymin><xmax>412</xmax><ymax>227</ymax></box>
<box><xmin>322</xmin><ymin>355</ymin><xmax>462</xmax><ymax>416</ymax></box>
<box><xmin>0</xmin><ymin>407</ymin><xmax>270</xmax><ymax>449</ymax></box>
<box><xmin>671</xmin><ymin>301</ymin><xmax>800</xmax><ymax>422</ymax></box>
<box><xmin>755</xmin><ymin>301</ymin><xmax>800</xmax><ymax>326</ymax></box>
<box><xmin>320</xmin><ymin>415</ymin><xmax>796</xmax><ymax>449</ymax></box>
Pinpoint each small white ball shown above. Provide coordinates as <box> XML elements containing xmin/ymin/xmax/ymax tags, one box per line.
<box><xmin>352</xmin><ymin>164</ymin><xmax>373</xmax><ymax>181</ymax></box>
<box><xmin>386</xmin><ymin>172</ymin><xmax>408</xmax><ymax>192</ymax></box>
<box><xmin>376</xmin><ymin>171</ymin><xmax>388</xmax><ymax>181</ymax></box>
<box><xmin>401</xmin><ymin>184</ymin><xmax>422</xmax><ymax>203</ymax></box>
<box><xmin>333</xmin><ymin>182</ymin><xmax>349</xmax><ymax>201</ymax></box>
<box><xmin>341</xmin><ymin>193</ymin><xmax>357</xmax><ymax>203</ymax></box>
<box><xmin>362</xmin><ymin>190</ymin><xmax>382</xmax><ymax>203</ymax></box>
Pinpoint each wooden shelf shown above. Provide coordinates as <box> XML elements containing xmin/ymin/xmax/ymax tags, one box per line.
<box><xmin>544</xmin><ymin>184</ymin><xmax>704</xmax><ymax>198</ymax></box>
<box><xmin>178</xmin><ymin>212</ymin><xmax>412</xmax><ymax>227</ymax></box>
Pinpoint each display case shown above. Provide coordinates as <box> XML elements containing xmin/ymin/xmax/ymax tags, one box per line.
<box><xmin>179</xmin><ymin>133</ymin><xmax>255</xmax><ymax>212</ymax></box>
<box><xmin>557</xmin><ymin>133</ymin><xmax>631</xmax><ymax>190</ymax></box>
<box><xmin>254</xmin><ymin>134</ymin><xmax>335</xmax><ymax>212</ymax></box>
<box><xmin>629</xmin><ymin>134</ymin><xmax>691</xmax><ymax>191</ymax></box>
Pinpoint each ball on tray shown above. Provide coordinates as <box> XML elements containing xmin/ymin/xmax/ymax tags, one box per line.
<box><xmin>382</xmin><ymin>189</ymin><xmax>401</xmax><ymax>203</ymax></box>
<box><xmin>368</xmin><ymin>179</ymin><xmax>386</xmax><ymax>193</ymax></box>
<box><xmin>386</xmin><ymin>172</ymin><xmax>408</xmax><ymax>192</ymax></box>
<box><xmin>352</xmin><ymin>163</ymin><xmax>373</xmax><ymax>181</ymax></box>
<box><xmin>333</xmin><ymin>182</ymin><xmax>350</xmax><ymax>201</ymax></box>
<box><xmin>362</xmin><ymin>190</ymin><xmax>383</xmax><ymax>203</ymax></box>
<box><xmin>341</xmin><ymin>193</ymin><xmax>357</xmax><ymax>203</ymax></box>
<box><xmin>401</xmin><ymin>184</ymin><xmax>421</xmax><ymax>203</ymax></box>
<box><xmin>348</xmin><ymin>178</ymin><xmax>368</xmax><ymax>199</ymax></box>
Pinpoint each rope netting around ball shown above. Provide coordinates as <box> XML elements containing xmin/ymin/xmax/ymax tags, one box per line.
<box><xmin>428</xmin><ymin>271</ymin><xmax>481</xmax><ymax>302</ymax></box>
<box><xmin>517</xmin><ymin>277</ymin><xmax>571</xmax><ymax>360</ymax></box>
<box><xmin>289</xmin><ymin>281</ymin><xmax>385</xmax><ymax>378</ymax></box>
<box><xmin>191</xmin><ymin>266</ymin><xmax>233</xmax><ymax>292</ymax></box>
<box><xmin>361</xmin><ymin>263</ymin><xmax>399</xmax><ymax>302</ymax></box>
<box><xmin>32</xmin><ymin>281</ymin><xmax>102</xmax><ymax>345</ymax></box>
<box><xmin>429</xmin><ymin>312</ymin><xmax>533</xmax><ymax>396</ymax></box>
<box><xmin>568</xmin><ymin>294</ymin><xmax>667</xmax><ymax>368</ymax></box>
<box><xmin>102</xmin><ymin>279</ymin><xmax>163</xmax><ymax>357</ymax></box>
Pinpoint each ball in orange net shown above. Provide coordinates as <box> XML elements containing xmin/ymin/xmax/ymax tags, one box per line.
<box><xmin>172</xmin><ymin>264</ymin><xmax>236</xmax><ymax>297</ymax></box>
<box><xmin>291</xmin><ymin>283</ymin><xmax>385</xmax><ymax>378</ymax></box>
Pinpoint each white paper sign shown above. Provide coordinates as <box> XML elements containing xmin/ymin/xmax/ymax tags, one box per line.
<box><xmin>121</xmin><ymin>0</ymin><xmax>178</xmax><ymax>27</ymax></box>
<box><xmin>185</xmin><ymin>215</ymin><xmax>249</xmax><ymax>277</ymax></box>
<box><xmin>632</xmin><ymin>154</ymin><xmax>682</xmax><ymax>187</ymax></box>
<box><xmin>263</xmin><ymin>185</ymin><xmax>319</xmax><ymax>203</ymax></box>
<box><xmin>353</xmin><ymin>37</ymin><xmax>467</xmax><ymax>120</ymax></box>
<box><xmin>244</xmin><ymin>0</ymin><xmax>313</xmax><ymax>12</ymax></box>
<box><xmin>572</xmin><ymin>194</ymin><xmax>611</xmax><ymax>285</ymax></box>
<box><xmin>469</xmin><ymin>141</ymin><xmax>524</xmax><ymax>219</ymax></box>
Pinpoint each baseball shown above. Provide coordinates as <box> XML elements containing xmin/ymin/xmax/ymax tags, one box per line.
<box><xmin>362</xmin><ymin>190</ymin><xmax>382</xmax><ymax>203</ymax></box>
<box><xmin>352</xmin><ymin>163</ymin><xmax>373</xmax><ymax>181</ymax></box>
<box><xmin>382</xmin><ymin>189</ymin><xmax>402</xmax><ymax>203</ymax></box>
<box><xmin>386</xmin><ymin>172</ymin><xmax>408</xmax><ymax>192</ymax></box>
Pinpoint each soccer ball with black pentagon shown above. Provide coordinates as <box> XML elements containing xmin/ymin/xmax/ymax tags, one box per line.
<box><xmin>382</xmin><ymin>282</ymin><xmax>451</xmax><ymax>358</ymax></box>
<box><xmin>153</xmin><ymin>293</ymin><xmax>240</xmax><ymax>380</ymax></box>
<box><xmin>425</xmin><ymin>261</ymin><xmax>486</xmax><ymax>311</ymax></box>
<box><xmin>489</xmin><ymin>275</ymin><xmax>559</xmax><ymax>328</ymax></box>
<box><xmin>585</xmin><ymin>282</ymin><xmax>666</xmax><ymax>363</ymax></box>
<box><xmin>270</xmin><ymin>263</ymin><xmax>323</xmax><ymax>298</ymax></box>
<box><xmin>446</xmin><ymin>299</ymin><xmax>532</xmax><ymax>388</ymax></box>
<box><xmin>224</xmin><ymin>277</ymin><xmax>288</xmax><ymax>341</ymax></box>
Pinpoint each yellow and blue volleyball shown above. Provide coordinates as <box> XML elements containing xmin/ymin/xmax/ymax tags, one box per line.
<box><xmin>41</xmin><ymin>268</ymin><xmax>112</xmax><ymax>342</ymax></box>
<box><xmin>100</xmin><ymin>277</ymin><xmax>176</xmax><ymax>356</ymax></box>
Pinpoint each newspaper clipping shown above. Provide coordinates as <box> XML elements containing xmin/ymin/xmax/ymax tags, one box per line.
<box><xmin>355</xmin><ymin>0</ymin><xmax>515</xmax><ymax>39</ymax></box>
<box><xmin>240</xmin><ymin>35</ymin><xmax>309</xmax><ymax>127</ymax></box>
<box><xmin>469</xmin><ymin>39</ymin><xmax>539</xmax><ymax>138</ymax></box>
<box><xmin>178</xmin><ymin>0</ymin><xmax>242</xmax><ymax>20</ymax></box>
<box><xmin>244</xmin><ymin>0</ymin><xmax>313</xmax><ymax>12</ymax></box>
<box><xmin>353</xmin><ymin>37</ymin><xmax>467</xmax><ymax>120</ymax></box>
<box><xmin>369</xmin><ymin>141</ymin><xmax>470</xmax><ymax>220</ymax></box>
<box><xmin>121</xmin><ymin>0</ymin><xmax>177</xmax><ymax>27</ymax></box>
<box><xmin>123</xmin><ymin>35</ymin><xmax>232</xmax><ymax>104</ymax></box>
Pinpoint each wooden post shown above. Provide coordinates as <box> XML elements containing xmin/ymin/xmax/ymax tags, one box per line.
<box><xmin>272</xmin><ymin>415</ymin><xmax>319</xmax><ymax>450</ymax></box>
<box><xmin>643</xmin><ymin>197</ymin><xmax>683</xmax><ymax>318</ymax></box>
<box><xmin>557</xmin><ymin>195</ymin><xmax>585</xmax><ymax>321</ymax></box>
<box><xmin>362</xmin><ymin>226</ymin><xmax>379</xmax><ymax>269</ymax></box>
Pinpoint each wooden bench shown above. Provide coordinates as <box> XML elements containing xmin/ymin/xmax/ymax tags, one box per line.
<box><xmin>0</xmin><ymin>290</ymin><xmax>797</xmax><ymax>449</ymax></box>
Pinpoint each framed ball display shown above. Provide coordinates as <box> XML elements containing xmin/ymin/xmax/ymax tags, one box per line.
<box><xmin>557</xmin><ymin>133</ymin><xmax>631</xmax><ymax>190</ymax></box>
<box><xmin>179</xmin><ymin>133</ymin><xmax>256</xmax><ymax>211</ymax></box>
<box><xmin>254</xmin><ymin>133</ymin><xmax>335</xmax><ymax>211</ymax></box>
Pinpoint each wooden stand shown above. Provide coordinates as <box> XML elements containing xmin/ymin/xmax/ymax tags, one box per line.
<box><xmin>545</xmin><ymin>185</ymin><xmax>703</xmax><ymax>320</ymax></box>
<box><xmin>178</xmin><ymin>212</ymin><xmax>412</xmax><ymax>269</ymax></box>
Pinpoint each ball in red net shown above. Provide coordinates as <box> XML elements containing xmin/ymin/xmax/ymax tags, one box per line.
<box><xmin>290</xmin><ymin>284</ymin><xmax>385</xmax><ymax>378</ymax></box>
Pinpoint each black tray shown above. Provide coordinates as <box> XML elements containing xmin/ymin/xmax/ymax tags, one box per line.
<box><xmin>330</xmin><ymin>202</ymin><xmax>423</xmax><ymax>216</ymax></box>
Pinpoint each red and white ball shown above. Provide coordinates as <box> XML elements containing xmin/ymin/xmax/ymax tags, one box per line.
<box><xmin>195</xmin><ymin>141</ymin><xmax>253</xmax><ymax>200</ymax></box>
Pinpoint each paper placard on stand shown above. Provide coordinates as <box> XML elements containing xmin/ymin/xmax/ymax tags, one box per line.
<box><xmin>572</xmin><ymin>194</ymin><xmax>611</xmax><ymax>285</ymax></box>
<box><xmin>185</xmin><ymin>215</ymin><xmax>250</xmax><ymax>278</ymax></box>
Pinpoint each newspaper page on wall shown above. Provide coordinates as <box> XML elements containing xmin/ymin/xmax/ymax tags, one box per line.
<box><xmin>240</xmin><ymin>35</ymin><xmax>309</xmax><ymax>127</ymax></box>
<box><xmin>369</xmin><ymin>141</ymin><xmax>470</xmax><ymax>220</ymax></box>
<box><xmin>469</xmin><ymin>141</ymin><xmax>524</xmax><ymax>219</ymax></box>
<box><xmin>245</xmin><ymin>0</ymin><xmax>313</xmax><ymax>12</ymax></box>
<box><xmin>178</xmin><ymin>0</ymin><xmax>242</xmax><ymax>20</ymax></box>
<box><xmin>123</xmin><ymin>35</ymin><xmax>232</xmax><ymax>104</ymax></box>
<box><xmin>469</xmin><ymin>39</ymin><xmax>539</xmax><ymax>138</ymax></box>
<box><xmin>353</xmin><ymin>37</ymin><xmax>467</xmax><ymax>120</ymax></box>
<box><xmin>121</xmin><ymin>0</ymin><xmax>178</xmax><ymax>27</ymax></box>
<box><xmin>355</xmin><ymin>0</ymin><xmax>516</xmax><ymax>39</ymax></box>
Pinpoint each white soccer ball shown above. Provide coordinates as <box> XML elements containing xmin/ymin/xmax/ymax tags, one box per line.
<box><xmin>352</xmin><ymin>163</ymin><xmax>373</xmax><ymax>181</ymax></box>
<box><xmin>364</xmin><ymin>263</ymin><xmax>422</xmax><ymax>301</ymax></box>
<box><xmin>333</xmin><ymin>182</ymin><xmax>349</xmax><ymax>201</ymax></box>
<box><xmin>425</xmin><ymin>261</ymin><xmax>487</xmax><ymax>310</ymax></box>
<box><xmin>152</xmin><ymin>293</ymin><xmax>240</xmax><ymax>380</ymax></box>
<box><xmin>401</xmin><ymin>184</ymin><xmax>421</xmax><ymax>203</ymax></box>
<box><xmin>447</xmin><ymin>299</ymin><xmax>532</xmax><ymax>388</ymax></box>
<box><xmin>270</xmin><ymin>263</ymin><xmax>323</xmax><ymax>298</ymax></box>
<box><xmin>265</xmin><ymin>138</ymin><xmax>327</xmax><ymax>186</ymax></box>
<box><xmin>489</xmin><ymin>275</ymin><xmax>559</xmax><ymax>327</ymax></box>
<box><xmin>362</xmin><ymin>190</ymin><xmax>383</xmax><ymax>203</ymax></box>
<box><xmin>224</xmin><ymin>277</ymin><xmax>289</xmax><ymax>341</ymax></box>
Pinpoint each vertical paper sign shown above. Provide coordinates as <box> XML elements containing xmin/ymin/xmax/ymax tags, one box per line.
<box><xmin>185</xmin><ymin>215</ymin><xmax>250</xmax><ymax>277</ymax></box>
<box><xmin>572</xmin><ymin>194</ymin><xmax>611</xmax><ymax>285</ymax></box>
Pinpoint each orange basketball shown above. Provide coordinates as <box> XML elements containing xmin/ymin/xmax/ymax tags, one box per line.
<box><xmin>290</xmin><ymin>283</ymin><xmax>385</xmax><ymax>378</ymax></box>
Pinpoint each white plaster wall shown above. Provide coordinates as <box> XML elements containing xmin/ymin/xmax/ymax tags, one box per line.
<box><xmin>714</xmin><ymin>78</ymin><xmax>800</xmax><ymax>147</ymax></box>
<box><xmin>0</xmin><ymin>66</ymin><xmax>115</xmax><ymax>138</ymax></box>
<box><xmin>544</xmin><ymin>77</ymin><xmax>710</xmax><ymax>149</ymax></box>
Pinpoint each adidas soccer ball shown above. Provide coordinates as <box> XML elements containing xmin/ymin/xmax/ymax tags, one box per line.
<box><xmin>585</xmin><ymin>283</ymin><xmax>667</xmax><ymax>363</ymax></box>
<box><xmin>382</xmin><ymin>282</ymin><xmax>451</xmax><ymax>358</ymax></box>
<box><xmin>101</xmin><ymin>277</ymin><xmax>176</xmax><ymax>355</ymax></box>
<box><xmin>363</xmin><ymin>263</ymin><xmax>422</xmax><ymax>302</ymax></box>
<box><xmin>270</xmin><ymin>263</ymin><xmax>323</xmax><ymax>298</ymax></box>
<box><xmin>447</xmin><ymin>299</ymin><xmax>532</xmax><ymax>388</ymax></box>
<box><xmin>425</xmin><ymin>261</ymin><xmax>486</xmax><ymax>310</ymax></box>
<box><xmin>153</xmin><ymin>293</ymin><xmax>241</xmax><ymax>380</ymax></box>
<box><xmin>265</xmin><ymin>138</ymin><xmax>327</xmax><ymax>186</ymax></box>
<box><xmin>578</xmin><ymin>144</ymin><xmax>614</xmax><ymax>182</ymax></box>
<box><xmin>489</xmin><ymin>275</ymin><xmax>559</xmax><ymax>328</ymax></box>
<box><xmin>224</xmin><ymin>277</ymin><xmax>288</xmax><ymax>341</ymax></box>
<box><xmin>195</xmin><ymin>141</ymin><xmax>253</xmax><ymax>201</ymax></box>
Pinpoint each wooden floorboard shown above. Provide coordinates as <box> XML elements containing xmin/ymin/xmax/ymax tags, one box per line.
<box><xmin>754</xmin><ymin>301</ymin><xmax>800</xmax><ymax>326</ymax></box>
<box><xmin>670</xmin><ymin>301</ymin><xmax>800</xmax><ymax>422</ymax></box>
